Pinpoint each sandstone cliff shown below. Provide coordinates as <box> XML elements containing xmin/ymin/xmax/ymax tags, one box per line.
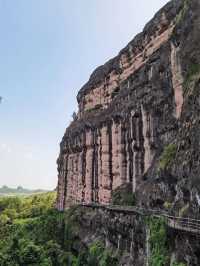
<box><xmin>56</xmin><ymin>0</ymin><xmax>200</xmax><ymax>219</ymax></box>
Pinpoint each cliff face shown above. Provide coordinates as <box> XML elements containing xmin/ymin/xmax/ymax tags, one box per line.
<box><xmin>63</xmin><ymin>205</ymin><xmax>200</xmax><ymax>266</ymax></box>
<box><xmin>57</xmin><ymin>0</ymin><xmax>200</xmax><ymax>213</ymax></box>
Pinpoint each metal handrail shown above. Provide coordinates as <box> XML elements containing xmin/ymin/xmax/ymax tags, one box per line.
<box><xmin>79</xmin><ymin>203</ymin><xmax>200</xmax><ymax>234</ymax></box>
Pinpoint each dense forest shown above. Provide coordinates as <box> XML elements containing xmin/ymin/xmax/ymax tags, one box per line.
<box><xmin>0</xmin><ymin>192</ymin><xmax>118</xmax><ymax>266</ymax></box>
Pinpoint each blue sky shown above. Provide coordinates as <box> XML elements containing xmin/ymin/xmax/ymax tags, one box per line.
<box><xmin>0</xmin><ymin>0</ymin><xmax>168</xmax><ymax>189</ymax></box>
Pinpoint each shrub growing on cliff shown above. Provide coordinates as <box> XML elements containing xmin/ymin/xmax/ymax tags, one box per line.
<box><xmin>88</xmin><ymin>241</ymin><xmax>118</xmax><ymax>266</ymax></box>
<box><xmin>147</xmin><ymin>217</ymin><xmax>169</xmax><ymax>266</ymax></box>
<box><xmin>159</xmin><ymin>144</ymin><xmax>176</xmax><ymax>170</ymax></box>
<box><xmin>183</xmin><ymin>63</ymin><xmax>200</xmax><ymax>94</ymax></box>
<box><xmin>111</xmin><ymin>183</ymin><xmax>136</xmax><ymax>206</ymax></box>
<box><xmin>175</xmin><ymin>0</ymin><xmax>189</xmax><ymax>25</ymax></box>
<box><xmin>88</xmin><ymin>241</ymin><xmax>104</xmax><ymax>265</ymax></box>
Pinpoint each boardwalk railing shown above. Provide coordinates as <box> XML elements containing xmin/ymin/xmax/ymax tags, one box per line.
<box><xmin>79</xmin><ymin>203</ymin><xmax>200</xmax><ymax>235</ymax></box>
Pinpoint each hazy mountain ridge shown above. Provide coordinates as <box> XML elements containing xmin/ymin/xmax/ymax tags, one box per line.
<box><xmin>0</xmin><ymin>185</ymin><xmax>48</xmax><ymax>196</ymax></box>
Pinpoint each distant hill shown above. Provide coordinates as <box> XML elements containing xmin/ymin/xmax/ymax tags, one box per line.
<box><xmin>0</xmin><ymin>185</ymin><xmax>49</xmax><ymax>196</ymax></box>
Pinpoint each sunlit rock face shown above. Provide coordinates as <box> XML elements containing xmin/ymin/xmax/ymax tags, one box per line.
<box><xmin>56</xmin><ymin>0</ymin><xmax>187</xmax><ymax>210</ymax></box>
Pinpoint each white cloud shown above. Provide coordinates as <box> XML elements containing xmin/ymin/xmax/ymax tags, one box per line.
<box><xmin>0</xmin><ymin>143</ymin><xmax>12</xmax><ymax>154</ymax></box>
<box><xmin>24</xmin><ymin>152</ymin><xmax>34</xmax><ymax>160</ymax></box>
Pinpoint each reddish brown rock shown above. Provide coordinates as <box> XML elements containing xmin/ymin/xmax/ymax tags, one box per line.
<box><xmin>56</xmin><ymin>0</ymin><xmax>185</xmax><ymax>210</ymax></box>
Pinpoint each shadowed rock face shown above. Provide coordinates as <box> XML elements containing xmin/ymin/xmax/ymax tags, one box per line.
<box><xmin>57</xmin><ymin>0</ymin><xmax>200</xmax><ymax>211</ymax></box>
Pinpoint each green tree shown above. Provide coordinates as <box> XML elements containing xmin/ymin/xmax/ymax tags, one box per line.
<box><xmin>19</xmin><ymin>241</ymin><xmax>44</xmax><ymax>265</ymax></box>
<box><xmin>0</xmin><ymin>214</ymin><xmax>10</xmax><ymax>226</ymax></box>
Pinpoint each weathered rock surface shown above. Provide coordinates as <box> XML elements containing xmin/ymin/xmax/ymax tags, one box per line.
<box><xmin>56</xmin><ymin>0</ymin><xmax>200</xmax><ymax>264</ymax></box>
<box><xmin>57</xmin><ymin>0</ymin><xmax>200</xmax><ymax>221</ymax></box>
<box><xmin>66</xmin><ymin>206</ymin><xmax>147</xmax><ymax>266</ymax></box>
<box><xmin>65</xmin><ymin>205</ymin><xmax>200</xmax><ymax>266</ymax></box>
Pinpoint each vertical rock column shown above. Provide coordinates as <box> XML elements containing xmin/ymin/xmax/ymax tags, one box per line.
<box><xmin>56</xmin><ymin>159</ymin><xmax>66</xmax><ymax>210</ymax></box>
<box><xmin>76</xmin><ymin>147</ymin><xmax>85</xmax><ymax>203</ymax></box>
<box><xmin>171</xmin><ymin>42</ymin><xmax>184</xmax><ymax>119</ymax></box>
<box><xmin>85</xmin><ymin>130</ymin><xmax>94</xmax><ymax>203</ymax></box>
<box><xmin>70</xmin><ymin>153</ymin><xmax>78</xmax><ymax>204</ymax></box>
<box><xmin>62</xmin><ymin>155</ymin><xmax>69</xmax><ymax>208</ymax></box>
<box><xmin>62</xmin><ymin>146</ymin><xmax>86</xmax><ymax>206</ymax></box>
<box><xmin>99</xmin><ymin>125</ymin><xmax>112</xmax><ymax>204</ymax></box>
<box><xmin>65</xmin><ymin>152</ymin><xmax>82</xmax><ymax>206</ymax></box>
<box><xmin>74</xmin><ymin>152</ymin><xmax>81</xmax><ymax>203</ymax></box>
<box><xmin>81</xmin><ymin>132</ymin><xmax>87</xmax><ymax>202</ymax></box>
<box><xmin>132</xmin><ymin>111</ymin><xmax>144</xmax><ymax>192</ymax></box>
<box><xmin>92</xmin><ymin>130</ymin><xmax>99</xmax><ymax>202</ymax></box>
<box><xmin>112</xmin><ymin>122</ymin><xmax>122</xmax><ymax>190</ymax></box>
<box><xmin>126</xmin><ymin>113</ymin><xmax>134</xmax><ymax>184</ymax></box>
<box><xmin>97</xmin><ymin>129</ymin><xmax>102</xmax><ymax>203</ymax></box>
<box><xmin>141</xmin><ymin>106</ymin><xmax>156</xmax><ymax>174</ymax></box>
<box><xmin>64</xmin><ymin>154</ymin><xmax>74</xmax><ymax>206</ymax></box>
<box><xmin>112</xmin><ymin>121</ymin><xmax>127</xmax><ymax>190</ymax></box>
<box><xmin>120</xmin><ymin>123</ymin><xmax>128</xmax><ymax>184</ymax></box>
